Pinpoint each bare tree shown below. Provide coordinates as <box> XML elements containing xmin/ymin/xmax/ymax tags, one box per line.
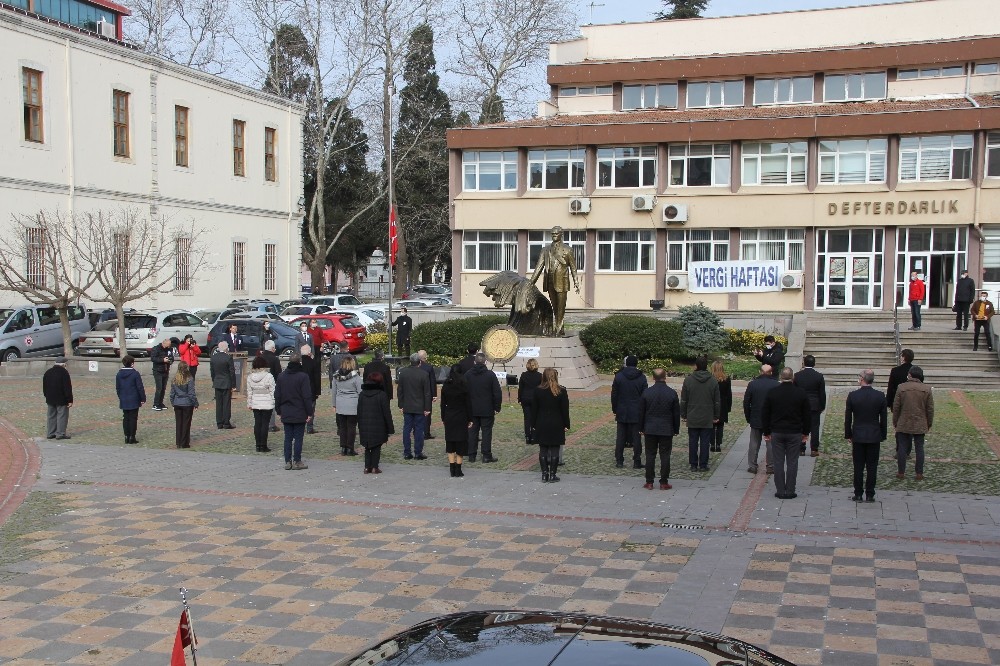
<box><xmin>75</xmin><ymin>209</ymin><xmax>212</xmax><ymax>355</ymax></box>
<box><xmin>450</xmin><ymin>0</ymin><xmax>579</xmax><ymax>121</ymax></box>
<box><xmin>0</xmin><ymin>211</ymin><xmax>98</xmax><ymax>357</ymax></box>
<box><xmin>121</xmin><ymin>0</ymin><xmax>232</xmax><ymax>73</ymax></box>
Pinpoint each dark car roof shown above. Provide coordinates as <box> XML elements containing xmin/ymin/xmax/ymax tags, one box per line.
<box><xmin>335</xmin><ymin>611</ymin><xmax>796</xmax><ymax>666</ymax></box>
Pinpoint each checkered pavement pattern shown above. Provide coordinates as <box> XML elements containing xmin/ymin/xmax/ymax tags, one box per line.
<box><xmin>0</xmin><ymin>492</ymin><xmax>698</xmax><ymax>665</ymax></box>
<box><xmin>723</xmin><ymin>544</ymin><xmax>1000</xmax><ymax>666</ymax></box>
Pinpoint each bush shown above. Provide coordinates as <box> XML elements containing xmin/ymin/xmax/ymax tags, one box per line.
<box><xmin>726</xmin><ymin>329</ymin><xmax>788</xmax><ymax>356</ymax></box>
<box><xmin>579</xmin><ymin>315</ymin><xmax>686</xmax><ymax>372</ymax></box>
<box><xmin>365</xmin><ymin>332</ymin><xmax>389</xmax><ymax>350</ymax></box>
<box><xmin>411</xmin><ymin>315</ymin><xmax>507</xmax><ymax>358</ymax></box>
<box><xmin>367</xmin><ymin>319</ymin><xmax>387</xmax><ymax>334</ymax></box>
<box><xmin>676</xmin><ymin>303</ymin><xmax>728</xmax><ymax>357</ymax></box>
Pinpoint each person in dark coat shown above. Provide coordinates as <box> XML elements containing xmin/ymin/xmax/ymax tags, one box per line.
<box><xmin>762</xmin><ymin>368</ymin><xmax>812</xmax><ymax>499</ymax></box>
<box><xmin>753</xmin><ymin>335</ymin><xmax>785</xmax><ymax>372</ymax></box>
<box><xmin>639</xmin><ymin>368</ymin><xmax>681</xmax><ymax>490</ymax></box>
<box><xmin>845</xmin><ymin>368</ymin><xmax>888</xmax><ymax>502</ymax></box>
<box><xmin>210</xmin><ymin>341</ymin><xmax>236</xmax><ymax>429</ymax></box>
<box><xmin>457</xmin><ymin>343</ymin><xmax>478</xmax><ymax>375</ymax></box>
<box><xmin>275</xmin><ymin>354</ymin><xmax>314</xmax><ymax>470</ymax></box>
<box><xmin>440</xmin><ymin>364</ymin><xmax>472</xmax><ymax>478</ymax></box>
<box><xmin>532</xmin><ymin>368</ymin><xmax>570</xmax><ymax>483</ymax></box>
<box><xmin>300</xmin><ymin>344</ymin><xmax>322</xmax><ymax>434</ymax></box>
<box><xmin>743</xmin><ymin>365</ymin><xmax>780</xmax><ymax>474</ymax></box>
<box><xmin>150</xmin><ymin>337</ymin><xmax>173</xmax><ymax>410</ymax></box>
<box><xmin>260</xmin><ymin>340</ymin><xmax>283</xmax><ymax>432</ymax></box>
<box><xmin>397</xmin><ymin>353</ymin><xmax>431</xmax><ymax>460</ymax></box>
<box><xmin>794</xmin><ymin>355</ymin><xmax>827</xmax><ymax>457</ymax></box>
<box><xmin>115</xmin><ymin>355</ymin><xmax>146</xmax><ymax>443</ymax></box>
<box><xmin>390</xmin><ymin>307</ymin><xmax>413</xmax><ymax>358</ymax></box>
<box><xmin>357</xmin><ymin>371</ymin><xmax>394</xmax><ymax>474</ymax></box>
<box><xmin>223</xmin><ymin>323</ymin><xmax>243</xmax><ymax>352</ymax></box>
<box><xmin>885</xmin><ymin>349</ymin><xmax>913</xmax><ymax>407</ymax></box>
<box><xmin>611</xmin><ymin>355</ymin><xmax>647</xmax><ymax>469</ymax></box>
<box><xmin>42</xmin><ymin>357</ymin><xmax>73</xmax><ymax>439</ymax></box>
<box><xmin>517</xmin><ymin>359</ymin><xmax>542</xmax><ymax>444</ymax></box>
<box><xmin>418</xmin><ymin>350</ymin><xmax>437</xmax><ymax>439</ymax></box>
<box><xmin>681</xmin><ymin>356</ymin><xmax>720</xmax><ymax>472</ymax></box>
<box><xmin>169</xmin><ymin>361</ymin><xmax>199</xmax><ymax>449</ymax></box>
<box><xmin>363</xmin><ymin>349</ymin><xmax>393</xmax><ymax>399</ymax></box>
<box><xmin>953</xmin><ymin>269</ymin><xmax>976</xmax><ymax>330</ymax></box>
<box><xmin>710</xmin><ymin>360</ymin><xmax>732</xmax><ymax>453</ymax></box>
<box><xmin>464</xmin><ymin>352</ymin><xmax>502</xmax><ymax>463</ymax></box>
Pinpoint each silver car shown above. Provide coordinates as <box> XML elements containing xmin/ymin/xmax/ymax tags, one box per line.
<box><xmin>0</xmin><ymin>304</ymin><xmax>90</xmax><ymax>362</ymax></box>
<box><xmin>78</xmin><ymin>310</ymin><xmax>209</xmax><ymax>357</ymax></box>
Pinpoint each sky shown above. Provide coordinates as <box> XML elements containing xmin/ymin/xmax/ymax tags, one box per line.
<box><xmin>582</xmin><ymin>0</ymin><xmax>896</xmax><ymax>25</ymax></box>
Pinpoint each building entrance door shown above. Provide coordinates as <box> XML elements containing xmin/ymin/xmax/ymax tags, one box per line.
<box><xmin>895</xmin><ymin>227</ymin><xmax>966</xmax><ymax>308</ymax></box>
<box><xmin>815</xmin><ymin>228</ymin><xmax>883</xmax><ymax>309</ymax></box>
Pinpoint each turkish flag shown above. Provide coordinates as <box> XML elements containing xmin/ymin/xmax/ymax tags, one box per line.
<box><xmin>170</xmin><ymin>609</ymin><xmax>196</xmax><ymax>666</ymax></box>
<box><xmin>389</xmin><ymin>205</ymin><xmax>398</xmax><ymax>268</ymax></box>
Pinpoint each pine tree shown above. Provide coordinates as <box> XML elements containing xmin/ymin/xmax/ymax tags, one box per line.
<box><xmin>656</xmin><ymin>0</ymin><xmax>709</xmax><ymax>20</ymax></box>
<box><xmin>479</xmin><ymin>91</ymin><xmax>506</xmax><ymax>124</ymax></box>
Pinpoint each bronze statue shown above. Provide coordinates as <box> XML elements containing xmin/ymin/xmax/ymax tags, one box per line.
<box><xmin>529</xmin><ymin>226</ymin><xmax>580</xmax><ymax>336</ymax></box>
<box><xmin>479</xmin><ymin>271</ymin><xmax>554</xmax><ymax>337</ymax></box>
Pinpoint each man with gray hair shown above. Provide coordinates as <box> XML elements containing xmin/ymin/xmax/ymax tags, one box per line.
<box><xmin>42</xmin><ymin>357</ymin><xmax>73</xmax><ymax>439</ymax></box>
<box><xmin>210</xmin><ymin>340</ymin><xmax>235</xmax><ymax>429</ymax></box>
<box><xmin>418</xmin><ymin>350</ymin><xmax>438</xmax><ymax>440</ymax></box>
<box><xmin>762</xmin><ymin>367</ymin><xmax>811</xmax><ymax>499</ymax></box>
<box><xmin>892</xmin><ymin>365</ymin><xmax>933</xmax><ymax>481</ymax></box>
<box><xmin>397</xmin><ymin>353</ymin><xmax>431</xmax><ymax>459</ymax></box>
<box><xmin>743</xmin><ymin>364</ymin><xmax>779</xmax><ymax>474</ymax></box>
<box><xmin>845</xmin><ymin>369</ymin><xmax>887</xmax><ymax>502</ymax></box>
<box><xmin>465</xmin><ymin>352</ymin><xmax>502</xmax><ymax>463</ymax></box>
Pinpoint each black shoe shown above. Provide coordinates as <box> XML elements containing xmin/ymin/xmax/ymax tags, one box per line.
<box><xmin>633</xmin><ymin>461</ymin><xmax>643</xmax><ymax>469</ymax></box>
<box><xmin>549</xmin><ymin>474</ymin><xmax>560</xmax><ymax>482</ymax></box>
<box><xmin>415</xmin><ymin>454</ymin><xmax>427</xmax><ymax>460</ymax></box>
<box><xmin>217</xmin><ymin>425</ymin><xmax>224</xmax><ymax>430</ymax></box>
<box><xmin>542</xmin><ymin>473</ymin><xmax>549</xmax><ymax>483</ymax></box>
<box><xmin>691</xmin><ymin>465</ymin><xmax>697</xmax><ymax>472</ymax></box>
<box><xmin>455</xmin><ymin>464</ymin><xmax>464</xmax><ymax>477</ymax></box>
<box><xmin>954</xmin><ymin>327</ymin><xmax>962</xmax><ymax>330</ymax></box>
<box><xmin>482</xmin><ymin>456</ymin><xmax>497</xmax><ymax>463</ymax></box>
<box><xmin>615</xmin><ymin>461</ymin><xmax>624</xmax><ymax>469</ymax></box>
<box><xmin>260</xmin><ymin>446</ymin><xmax>271</xmax><ymax>453</ymax></box>
<box><xmin>425</xmin><ymin>434</ymin><xmax>435</xmax><ymax>440</ymax></box>
<box><xmin>222</xmin><ymin>424</ymin><xmax>235</xmax><ymax>430</ymax></box>
<box><xmin>775</xmin><ymin>492</ymin><xmax>784</xmax><ymax>499</ymax></box>
<box><xmin>865</xmin><ymin>496</ymin><xmax>876</xmax><ymax>503</ymax></box>
<box><xmin>468</xmin><ymin>456</ymin><xmax>476</xmax><ymax>463</ymax></box>
<box><xmin>851</xmin><ymin>495</ymin><xmax>863</xmax><ymax>502</ymax></box>
<box><xmin>786</xmin><ymin>493</ymin><xmax>797</xmax><ymax>499</ymax></box>
<box><xmin>404</xmin><ymin>454</ymin><xmax>414</xmax><ymax>460</ymax></box>
<box><xmin>450</xmin><ymin>463</ymin><xmax>456</xmax><ymax>477</ymax></box>
<box><xmin>56</xmin><ymin>435</ymin><xmax>71</xmax><ymax>440</ymax></box>
<box><xmin>347</xmin><ymin>449</ymin><xmax>358</xmax><ymax>456</ymax></box>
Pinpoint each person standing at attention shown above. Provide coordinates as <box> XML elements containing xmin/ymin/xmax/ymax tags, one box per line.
<box><xmin>953</xmin><ymin>269</ymin><xmax>976</xmax><ymax>331</ymax></box>
<box><xmin>971</xmin><ymin>290</ymin><xmax>995</xmax><ymax>352</ymax></box>
<box><xmin>224</xmin><ymin>323</ymin><xmax>242</xmax><ymax>352</ymax></box>
<box><xmin>397</xmin><ymin>353</ymin><xmax>431</xmax><ymax>460</ymax></box>
<box><xmin>275</xmin><ymin>353</ymin><xmax>314</xmax><ymax>470</ymax></box>
<box><xmin>639</xmin><ymin>368</ymin><xmax>680</xmax><ymax>491</ymax></box>
<box><xmin>418</xmin><ymin>350</ymin><xmax>438</xmax><ymax>440</ymax></box>
<box><xmin>115</xmin><ymin>355</ymin><xmax>145</xmax><ymax>444</ymax></box>
<box><xmin>681</xmin><ymin>356</ymin><xmax>720</xmax><ymax>472</ymax></box>
<box><xmin>334</xmin><ymin>355</ymin><xmax>363</xmax><ymax>456</ymax></box>
<box><xmin>300</xmin><ymin>344</ymin><xmax>322</xmax><ymax>434</ymax></box>
<box><xmin>794</xmin><ymin>355</ymin><xmax>827</xmax><ymax>458</ymax></box>
<box><xmin>465</xmin><ymin>352</ymin><xmax>502</xmax><ymax>463</ymax></box>
<box><xmin>908</xmin><ymin>270</ymin><xmax>925</xmax><ymax>330</ymax></box>
<box><xmin>886</xmin><ymin>349</ymin><xmax>914</xmax><ymax>408</ymax></box>
<box><xmin>42</xmin><ymin>357</ymin><xmax>73</xmax><ymax>440</ymax></box>
<box><xmin>710</xmin><ymin>360</ymin><xmax>731</xmax><ymax>453</ymax></box>
<box><xmin>391</xmin><ymin>307</ymin><xmax>413</xmax><ymax>358</ymax></box>
<box><xmin>169</xmin><ymin>361</ymin><xmax>198</xmax><ymax>449</ymax></box>
<box><xmin>892</xmin><ymin>366</ymin><xmax>934</xmax><ymax>481</ymax></box>
<box><xmin>845</xmin><ymin>369</ymin><xmax>887</xmax><ymax>502</ymax></box>
<box><xmin>611</xmin><ymin>355</ymin><xmax>647</xmax><ymax>469</ymax></box>
<box><xmin>150</xmin><ymin>337</ymin><xmax>173</xmax><ymax>411</ymax></box>
<box><xmin>357</xmin><ymin>371</ymin><xmax>394</xmax><ymax>474</ymax></box>
<box><xmin>440</xmin><ymin>364</ymin><xmax>471</xmax><ymax>478</ymax></box>
<box><xmin>246</xmin><ymin>355</ymin><xmax>276</xmax><ymax>453</ymax></box>
<box><xmin>532</xmin><ymin>368</ymin><xmax>571</xmax><ymax>483</ymax></box>
<box><xmin>518</xmin><ymin>359</ymin><xmax>542</xmax><ymax>444</ymax></box>
<box><xmin>762</xmin><ymin>367</ymin><xmax>811</xmax><ymax>499</ymax></box>
<box><xmin>210</xmin><ymin>341</ymin><xmax>236</xmax><ymax>429</ymax></box>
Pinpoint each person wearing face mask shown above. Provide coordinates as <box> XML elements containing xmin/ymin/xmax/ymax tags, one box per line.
<box><xmin>753</xmin><ymin>335</ymin><xmax>785</xmax><ymax>373</ymax></box>
<box><xmin>297</xmin><ymin>321</ymin><xmax>315</xmax><ymax>357</ymax></box>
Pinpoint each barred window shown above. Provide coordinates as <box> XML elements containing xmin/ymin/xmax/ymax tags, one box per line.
<box><xmin>263</xmin><ymin>242</ymin><xmax>277</xmax><ymax>292</ymax></box>
<box><xmin>528</xmin><ymin>230</ymin><xmax>586</xmax><ymax>271</ymax></box>
<box><xmin>740</xmin><ymin>228</ymin><xmax>804</xmax><ymax>271</ymax></box>
<box><xmin>753</xmin><ymin>76</ymin><xmax>813</xmax><ymax>105</ymax></box>
<box><xmin>232</xmin><ymin>241</ymin><xmax>246</xmax><ymax>291</ymax></box>
<box><xmin>26</xmin><ymin>227</ymin><xmax>46</xmax><ymax>288</ymax></box>
<box><xmin>900</xmin><ymin>134</ymin><xmax>974</xmax><ymax>182</ymax></box>
<box><xmin>667</xmin><ymin>229</ymin><xmax>730</xmax><ymax>272</ymax></box>
<box><xmin>819</xmin><ymin>138</ymin><xmax>887</xmax><ymax>184</ymax></box>
<box><xmin>462</xmin><ymin>231</ymin><xmax>517</xmax><ymax>272</ymax></box>
<box><xmin>597</xmin><ymin>230</ymin><xmax>655</xmax><ymax>272</ymax></box>
<box><xmin>823</xmin><ymin>71</ymin><xmax>887</xmax><ymax>101</ymax></box>
<box><xmin>175</xmin><ymin>236</ymin><xmax>191</xmax><ymax>290</ymax></box>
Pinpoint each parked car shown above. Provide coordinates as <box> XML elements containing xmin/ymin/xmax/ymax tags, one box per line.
<box><xmin>307</xmin><ymin>294</ymin><xmax>366</xmax><ymax>308</ymax></box>
<box><xmin>76</xmin><ymin>320</ymin><xmax>129</xmax><ymax>357</ymax></box>
<box><xmin>77</xmin><ymin>310</ymin><xmax>208</xmax><ymax>358</ymax></box>
<box><xmin>334</xmin><ymin>610</ymin><xmax>796</xmax><ymax>666</ymax></box>
<box><xmin>206</xmin><ymin>318</ymin><xmax>300</xmax><ymax>358</ymax></box>
<box><xmin>280</xmin><ymin>304</ymin><xmax>335</xmax><ymax>322</ymax></box>
<box><xmin>278</xmin><ymin>298</ymin><xmax>306</xmax><ymax>310</ymax></box>
<box><xmin>227</xmin><ymin>311</ymin><xmax>283</xmax><ymax>321</ymax></box>
<box><xmin>392</xmin><ymin>298</ymin><xmax>450</xmax><ymax>308</ymax></box>
<box><xmin>0</xmin><ymin>304</ymin><xmax>90</xmax><ymax>362</ymax></box>
<box><xmin>237</xmin><ymin>302</ymin><xmax>281</xmax><ymax>315</ymax></box>
<box><xmin>289</xmin><ymin>314</ymin><xmax>367</xmax><ymax>353</ymax></box>
<box><xmin>401</xmin><ymin>284</ymin><xmax>452</xmax><ymax>299</ymax></box>
<box><xmin>87</xmin><ymin>307</ymin><xmax>136</xmax><ymax>329</ymax></box>
<box><xmin>191</xmin><ymin>308</ymin><xmax>224</xmax><ymax>325</ymax></box>
<box><xmin>328</xmin><ymin>307</ymin><xmax>385</xmax><ymax>329</ymax></box>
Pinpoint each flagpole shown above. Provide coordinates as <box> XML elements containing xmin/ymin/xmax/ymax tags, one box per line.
<box><xmin>180</xmin><ymin>587</ymin><xmax>198</xmax><ymax>666</ymax></box>
<box><xmin>386</xmin><ymin>83</ymin><xmax>395</xmax><ymax>358</ymax></box>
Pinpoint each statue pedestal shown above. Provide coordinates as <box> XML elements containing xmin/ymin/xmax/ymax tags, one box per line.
<box><xmin>499</xmin><ymin>334</ymin><xmax>599</xmax><ymax>390</ymax></box>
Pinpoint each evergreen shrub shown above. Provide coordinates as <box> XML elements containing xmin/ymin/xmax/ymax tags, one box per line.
<box><xmin>726</xmin><ymin>329</ymin><xmax>789</xmax><ymax>355</ymax></box>
<box><xmin>579</xmin><ymin>315</ymin><xmax>686</xmax><ymax>371</ymax></box>
<box><xmin>676</xmin><ymin>303</ymin><xmax>729</xmax><ymax>357</ymax></box>
<box><xmin>411</xmin><ymin>315</ymin><xmax>507</xmax><ymax>358</ymax></box>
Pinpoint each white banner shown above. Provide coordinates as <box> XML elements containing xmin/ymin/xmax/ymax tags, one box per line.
<box><xmin>688</xmin><ymin>260</ymin><xmax>784</xmax><ymax>293</ymax></box>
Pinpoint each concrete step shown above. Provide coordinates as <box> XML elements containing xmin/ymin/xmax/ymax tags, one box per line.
<box><xmin>821</xmin><ymin>367</ymin><xmax>1000</xmax><ymax>388</ymax></box>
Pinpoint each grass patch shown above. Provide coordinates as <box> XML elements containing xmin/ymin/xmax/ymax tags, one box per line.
<box><xmin>0</xmin><ymin>492</ymin><xmax>71</xmax><ymax>579</ymax></box>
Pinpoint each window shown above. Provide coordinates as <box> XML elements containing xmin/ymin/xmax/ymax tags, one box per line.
<box><xmin>740</xmin><ymin>229</ymin><xmax>804</xmax><ymax>271</ymax></box>
<box><xmin>264</xmin><ymin>127</ymin><xmax>276</xmax><ymax>181</ymax></box>
<box><xmin>22</xmin><ymin>68</ymin><xmax>43</xmax><ymax>143</ymax></box>
<box><xmin>753</xmin><ymin>76</ymin><xmax>813</xmax><ymax>105</ymax></box>
<box><xmin>899</xmin><ymin>134</ymin><xmax>973</xmax><ymax>182</ymax></box>
<box><xmin>112</xmin><ymin>90</ymin><xmax>129</xmax><ymax>157</ymax></box>
<box><xmin>669</xmin><ymin>143</ymin><xmax>731</xmax><ymax>187</ymax></box>
<box><xmin>528</xmin><ymin>149</ymin><xmax>584</xmax><ymax>190</ymax></box>
<box><xmin>559</xmin><ymin>85</ymin><xmax>613</xmax><ymax>97</ymax></box>
<box><xmin>988</xmin><ymin>132</ymin><xmax>1000</xmax><ymax>178</ymax></box>
<box><xmin>974</xmin><ymin>62</ymin><xmax>1000</xmax><ymax>75</ymax></box>
<box><xmin>175</xmin><ymin>235</ymin><xmax>191</xmax><ymax>290</ymax></box>
<box><xmin>742</xmin><ymin>141</ymin><xmax>807</xmax><ymax>185</ymax></box>
<box><xmin>28</xmin><ymin>0</ymin><xmax>115</xmax><ymax>33</ymax></box>
<box><xmin>232</xmin><ymin>241</ymin><xmax>246</xmax><ymax>291</ymax></box>
<box><xmin>667</xmin><ymin>229</ymin><xmax>730</xmax><ymax>272</ymax></box>
<box><xmin>26</xmin><ymin>227</ymin><xmax>46</xmax><ymax>287</ymax></box>
<box><xmin>528</xmin><ymin>230</ymin><xmax>585</xmax><ymax>270</ymax></box>
<box><xmin>597</xmin><ymin>230</ymin><xmax>654</xmax><ymax>272</ymax></box>
<box><xmin>462</xmin><ymin>231</ymin><xmax>517</xmax><ymax>271</ymax></box>
<box><xmin>984</xmin><ymin>228</ymin><xmax>1000</xmax><ymax>283</ymax></box>
<box><xmin>823</xmin><ymin>71</ymin><xmax>887</xmax><ymax>101</ymax></box>
<box><xmin>175</xmin><ymin>106</ymin><xmax>189</xmax><ymax>167</ymax></box>
<box><xmin>597</xmin><ymin>147</ymin><xmax>656</xmax><ymax>188</ymax></box>
<box><xmin>896</xmin><ymin>65</ymin><xmax>965</xmax><ymax>79</ymax></box>
<box><xmin>819</xmin><ymin>138</ymin><xmax>887</xmax><ymax>184</ymax></box>
<box><xmin>233</xmin><ymin>120</ymin><xmax>246</xmax><ymax>176</ymax></box>
<box><xmin>113</xmin><ymin>231</ymin><xmax>129</xmax><ymax>286</ymax></box>
<box><xmin>263</xmin><ymin>242</ymin><xmax>277</xmax><ymax>292</ymax></box>
<box><xmin>463</xmin><ymin>150</ymin><xmax>517</xmax><ymax>191</ymax></box>
<box><xmin>686</xmin><ymin>80</ymin><xmax>744</xmax><ymax>108</ymax></box>
<box><xmin>622</xmin><ymin>83</ymin><xmax>678</xmax><ymax>109</ymax></box>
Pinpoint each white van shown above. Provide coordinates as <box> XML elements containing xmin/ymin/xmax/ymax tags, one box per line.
<box><xmin>0</xmin><ymin>304</ymin><xmax>90</xmax><ymax>362</ymax></box>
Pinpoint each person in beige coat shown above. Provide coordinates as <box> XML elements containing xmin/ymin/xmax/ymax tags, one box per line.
<box><xmin>892</xmin><ymin>366</ymin><xmax>934</xmax><ymax>481</ymax></box>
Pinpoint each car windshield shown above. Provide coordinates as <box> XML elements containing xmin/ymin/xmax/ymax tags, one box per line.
<box><xmin>339</xmin><ymin>316</ymin><xmax>363</xmax><ymax>328</ymax></box>
<box><xmin>0</xmin><ymin>309</ymin><xmax>14</xmax><ymax>329</ymax></box>
<box><xmin>339</xmin><ymin>295</ymin><xmax>362</xmax><ymax>306</ymax></box>
<box><xmin>93</xmin><ymin>321</ymin><xmax>120</xmax><ymax>332</ymax></box>
<box><xmin>267</xmin><ymin>320</ymin><xmax>298</xmax><ymax>336</ymax></box>
<box><xmin>123</xmin><ymin>315</ymin><xmax>157</xmax><ymax>328</ymax></box>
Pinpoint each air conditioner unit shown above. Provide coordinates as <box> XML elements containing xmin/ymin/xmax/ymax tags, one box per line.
<box><xmin>96</xmin><ymin>19</ymin><xmax>116</xmax><ymax>38</ymax></box>
<box><xmin>631</xmin><ymin>194</ymin><xmax>655</xmax><ymax>211</ymax></box>
<box><xmin>568</xmin><ymin>197</ymin><xmax>591</xmax><ymax>215</ymax></box>
<box><xmin>662</xmin><ymin>203</ymin><xmax>688</xmax><ymax>224</ymax></box>
<box><xmin>780</xmin><ymin>272</ymin><xmax>804</xmax><ymax>290</ymax></box>
<box><xmin>665</xmin><ymin>274</ymin><xmax>688</xmax><ymax>291</ymax></box>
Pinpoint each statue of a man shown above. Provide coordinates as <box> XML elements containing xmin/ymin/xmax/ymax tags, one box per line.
<box><xmin>529</xmin><ymin>226</ymin><xmax>580</xmax><ymax>336</ymax></box>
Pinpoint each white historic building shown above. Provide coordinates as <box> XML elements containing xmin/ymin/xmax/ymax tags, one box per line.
<box><xmin>1</xmin><ymin>0</ymin><xmax>304</xmax><ymax>309</ymax></box>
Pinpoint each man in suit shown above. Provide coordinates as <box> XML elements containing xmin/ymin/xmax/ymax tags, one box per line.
<box><xmin>762</xmin><ymin>367</ymin><xmax>811</xmax><ymax>499</ymax></box>
<box><xmin>743</xmin><ymin>364</ymin><xmax>779</xmax><ymax>474</ymax></box>
<box><xmin>457</xmin><ymin>343</ymin><xmax>478</xmax><ymax>375</ymax></box>
<box><xmin>465</xmin><ymin>352</ymin><xmax>503</xmax><ymax>463</ymax></box>
<box><xmin>210</xmin><ymin>341</ymin><xmax>236</xmax><ymax>429</ymax></box>
<box><xmin>363</xmin><ymin>348</ymin><xmax>393</xmax><ymax>398</ymax></box>
<box><xmin>224</xmin><ymin>323</ymin><xmax>242</xmax><ymax>352</ymax></box>
<box><xmin>953</xmin><ymin>269</ymin><xmax>976</xmax><ymax>331</ymax></box>
<box><xmin>296</xmin><ymin>321</ymin><xmax>315</xmax><ymax>357</ymax></box>
<box><xmin>149</xmin><ymin>337</ymin><xmax>174</xmax><ymax>411</ymax></box>
<box><xmin>794</xmin><ymin>355</ymin><xmax>827</xmax><ymax>458</ymax></box>
<box><xmin>845</xmin><ymin>369</ymin><xmax>888</xmax><ymax>503</ymax></box>
<box><xmin>886</xmin><ymin>349</ymin><xmax>913</xmax><ymax>407</ymax></box>
<box><xmin>611</xmin><ymin>355</ymin><xmax>648</xmax><ymax>469</ymax></box>
<box><xmin>418</xmin><ymin>350</ymin><xmax>437</xmax><ymax>439</ymax></box>
<box><xmin>391</xmin><ymin>307</ymin><xmax>413</xmax><ymax>358</ymax></box>
<box><xmin>300</xmin><ymin>344</ymin><xmax>322</xmax><ymax>434</ymax></box>
<box><xmin>397</xmin><ymin>353</ymin><xmax>431</xmax><ymax>460</ymax></box>
<box><xmin>638</xmin><ymin>368</ymin><xmax>680</xmax><ymax>490</ymax></box>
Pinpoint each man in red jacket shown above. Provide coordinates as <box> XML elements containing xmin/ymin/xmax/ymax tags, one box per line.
<box><xmin>907</xmin><ymin>271</ymin><xmax>925</xmax><ymax>331</ymax></box>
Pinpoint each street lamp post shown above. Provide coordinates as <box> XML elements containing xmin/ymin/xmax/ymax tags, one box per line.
<box><xmin>386</xmin><ymin>84</ymin><xmax>395</xmax><ymax>358</ymax></box>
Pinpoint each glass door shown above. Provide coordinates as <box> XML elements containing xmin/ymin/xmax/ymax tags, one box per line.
<box><xmin>815</xmin><ymin>229</ymin><xmax>883</xmax><ymax>309</ymax></box>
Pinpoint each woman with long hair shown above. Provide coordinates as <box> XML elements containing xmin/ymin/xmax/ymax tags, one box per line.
<box><xmin>532</xmin><ymin>368</ymin><xmax>570</xmax><ymax>483</ymax></box>
<box><xmin>711</xmin><ymin>360</ymin><xmax>732</xmax><ymax>453</ymax></box>
<box><xmin>518</xmin><ymin>358</ymin><xmax>542</xmax><ymax>444</ymax></box>
<box><xmin>247</xmin><ymin>355</ymin><xmax>276</xmax><ymax>453</ymax></box>
<box><xmin>169</xmin><ymin>361</ymin><xmax>198</xmax><ymax>449</ymax></box>
<box><xmin>357</xmin><ymin>371</ymin><xmax>394</xmax><ymax>474</ymax></box>
<box><xmin>440</xmin><ymin>364</ymin><xmax>471</xmax><ymax>477</ymax></box>
<box><xmin>334</xmin><ymin>355</ymin><xmax>363</xmax><ymax>455</ymax></box>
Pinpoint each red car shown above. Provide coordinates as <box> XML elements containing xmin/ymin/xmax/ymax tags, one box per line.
<box><xmin>290</xmin><ymin>314</ymin><xmax>367</xmax><ymax>353</ymax></box>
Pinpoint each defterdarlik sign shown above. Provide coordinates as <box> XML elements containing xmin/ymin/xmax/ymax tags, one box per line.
<box><xmin>689</xmin><ymin>260</ymin><xmax>784</xmax><ymax>293</ymax></box>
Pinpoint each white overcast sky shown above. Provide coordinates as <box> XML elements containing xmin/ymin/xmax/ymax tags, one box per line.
<box><xmin>582</xmin><ymin>0</ymin><xmax>895</xmax><ymax>25</ymax></box>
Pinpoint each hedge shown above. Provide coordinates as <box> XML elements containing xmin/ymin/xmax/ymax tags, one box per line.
<box><xmin>365</xmin><ymin>332</ymin><xmax>388</xmax><ymax>350</ymax></box>
<box><xmin>579</xmin><ymin>315</ymin><xmax>686</xmax><ymax>372</ymax></box>
<box><xmin>411</xmin><ymin>315</ymin><xmax>508</xmax><ymax>358</ymax></box>
<box><xmin>726</xmin><ymin>329</ymin><xmax>789</xmax><ymax>356</ymax></box>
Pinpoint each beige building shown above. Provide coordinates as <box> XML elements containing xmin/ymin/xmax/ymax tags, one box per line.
<box><xmin>446</xmin><ymin>0</ymin><xmax>1000</xmax><ymax>313</ymax></box>
<box><xmin>2</xmin><ymin>0</ymin><xmax>304</xmax><ymax>309</ymax></box>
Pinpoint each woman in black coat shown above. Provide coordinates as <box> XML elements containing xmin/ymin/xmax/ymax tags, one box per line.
<box><xmin>711</xmin><ymin>360</ymin><xmax>732</xmax><ymax>453</ymax></box>
<box><xmin>356</xmin><ymin>371</ymin><xmax>395</xmax><ymax>474</ymax></box>
<box><xmin>440</xmin><ymin>364</ymin><xmax>471</xmax><ymax>478</ymax></box>
<box><xmin>517</xmin><ymin>359</ymin><xmax>542</xmax><ymax>444</ymax></box>
<box><xmin>532</xmin><ymin>368</ymin><xmax>571</xmax><ymax>483</ymax></box>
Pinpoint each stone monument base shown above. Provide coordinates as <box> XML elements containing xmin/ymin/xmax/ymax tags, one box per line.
<box><xmin>494</xmin><ymin>334</ymin><xmax>599</xmax><ymax>390</ymax></box>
